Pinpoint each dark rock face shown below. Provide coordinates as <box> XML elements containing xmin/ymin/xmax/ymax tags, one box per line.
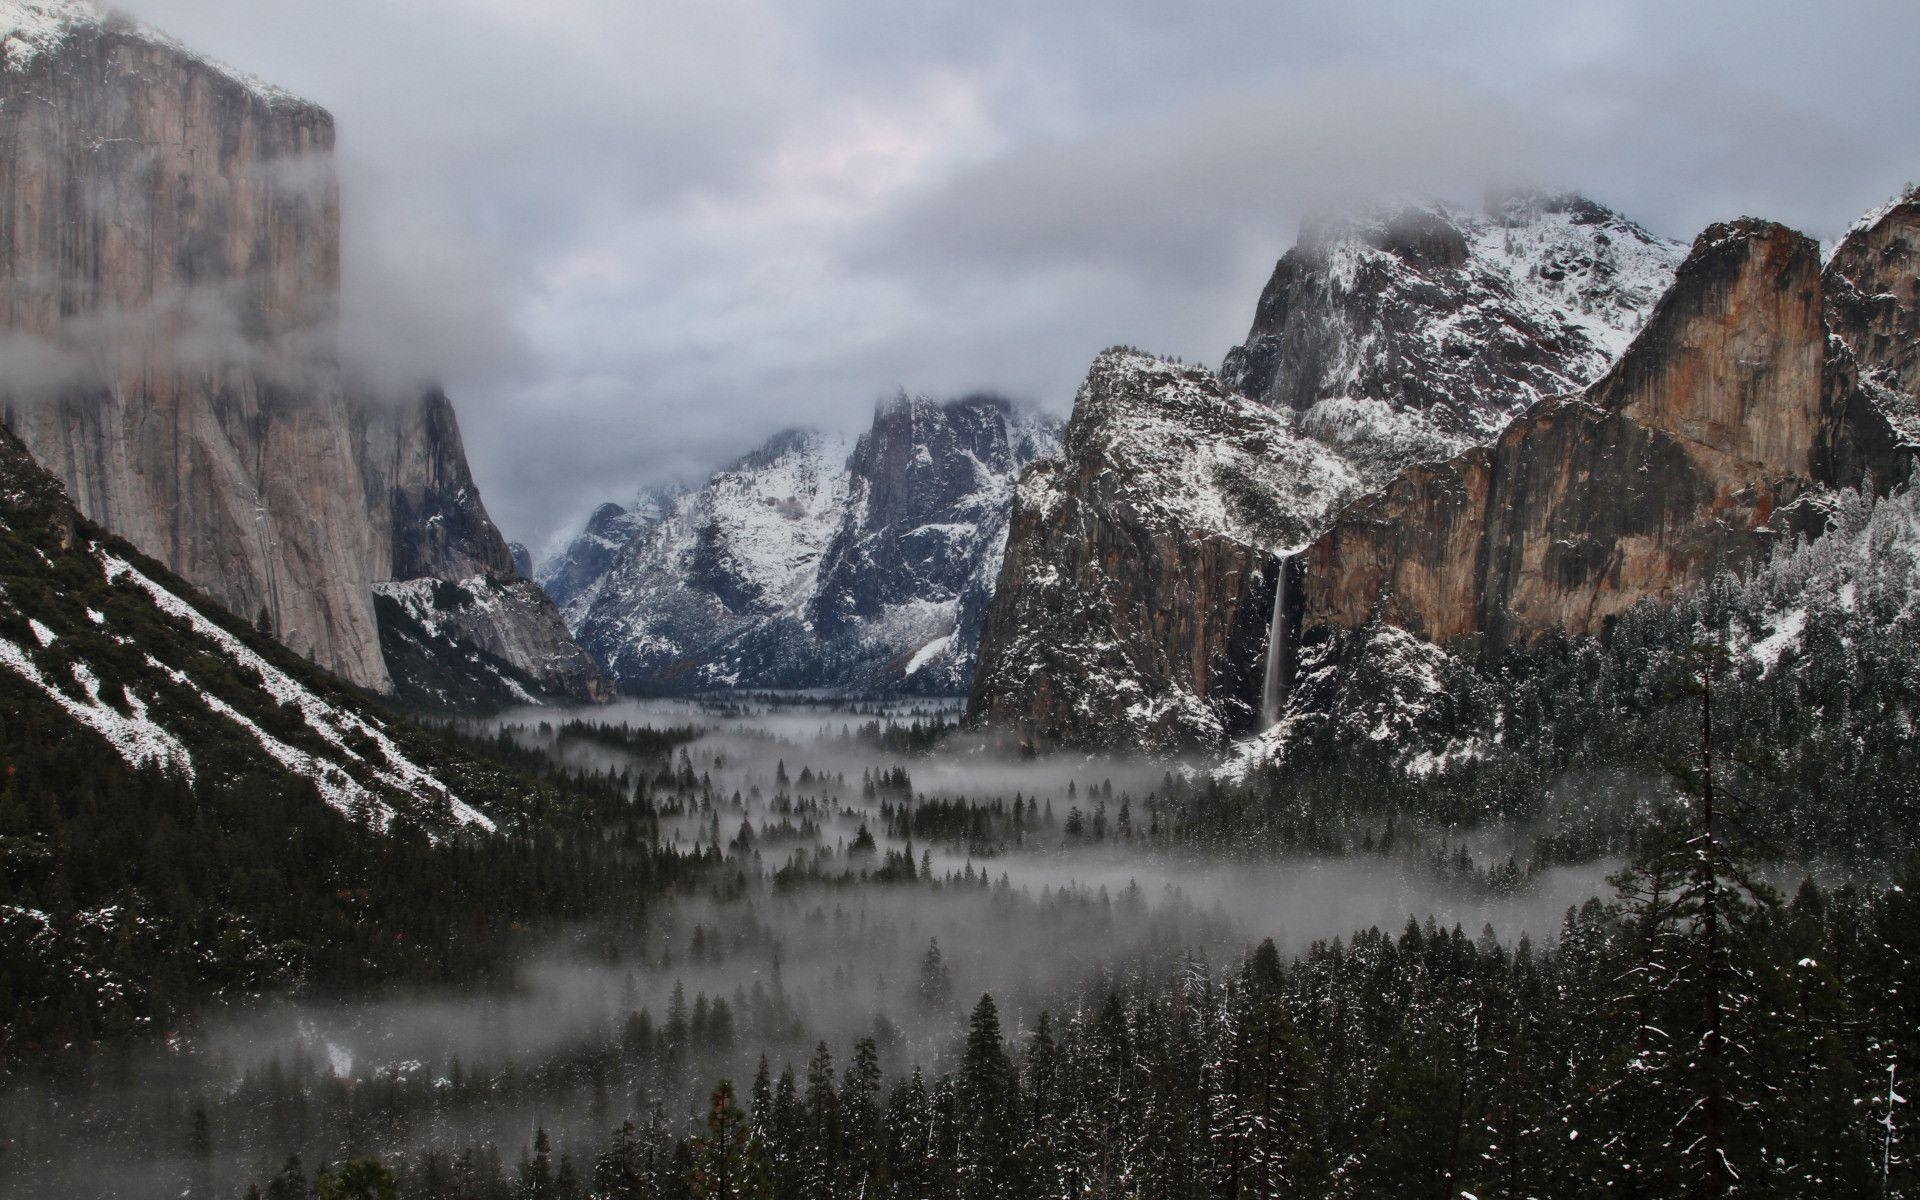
<box><xmin>1824</xmin><ymin>188</ymin><xmax>1920</xmax><ymax>445</ymax></box>
<box><xmin>360</xmin><ymin>390</ymin><xmax>610</xmax><ymax>706</ymax></box>
<box><xmin>807</xmin><ymin>393</ymin><xmax>1056</xmax><ymax>690</ymax></box>
<box><xmin>559</xmin><ymin>397</ymin><xmax>1057</xmax><ymax>694</ymax></box>
<box><xmin>1221</xmin><ymin>194</ymin><xmax>1684</xmax><ymax>485</ymax></box>
<box><xmin>357</xmin><ymin>389</ymin><xmax>516</xmax><ymax>583</ymax></box>
<box><xmin>0</xmin><ymin>6</ymin><xmax>606</xmax><ymax>706</ymax></box>
<box><xmin>965</xmin><ymin>351</ymin><xmax>1358</xmax><ymax>751</ymax></box>
<box><xmin>1294</xmin><ymin>219</ymin><xmax>1911</xmax><ymax>656</ymax></box>
<box><xmin>539</xmin><ymin>500</ymin><xmax>661</xmax><ymax>616</ymax></box>
<box><xmin>508</xmin><ymin>543</ymin><xmax>533</xmax><ymax>579</ymax></box>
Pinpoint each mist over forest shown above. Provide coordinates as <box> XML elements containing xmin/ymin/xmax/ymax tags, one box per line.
<box><xmin>3</xmin><ymin>695</ymin><xmax>1651</xmax><ymax>1198</ymax></box>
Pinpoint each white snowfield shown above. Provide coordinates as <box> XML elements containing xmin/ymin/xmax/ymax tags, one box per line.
<box><xmin>1072</xmin><ymin>350</ymin><xmax>1360</xmax><ymax>553</ymax></box>
<box><xmin>580</xmin><ymin>431</ymin><xmax>852</xmax><ymax>679</ymax></box>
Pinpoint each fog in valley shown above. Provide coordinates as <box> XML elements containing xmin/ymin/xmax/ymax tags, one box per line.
<box><xmin>2</xmin><ymin>697</ymin><xmax>1623</xmax><ymax>1199</ymax></box>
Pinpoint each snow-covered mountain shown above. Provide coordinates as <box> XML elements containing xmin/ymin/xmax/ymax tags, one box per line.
<box><xmin>1222</xmin><ymin>193</ymin><xmax>1686</xmax><ymax>485</ymax></box>
<box><xmin>547</xmin><ymin>395</ymin><xmax>1060</xmax><ymax>693</ymax></box>
<box><xmin>967</xmin><ymin>350</ymin><xmax>1360</xmax><ymax>750</ymax></box>
<box><xmin>1220</xmin><ymin>206</ymin><xmax>1918</xmax><ymax>776</ymax></box>
<box><xmin>967</xmin><ymin>193</ymin><xmax>1680</xmax><ymax>751</ymax></box>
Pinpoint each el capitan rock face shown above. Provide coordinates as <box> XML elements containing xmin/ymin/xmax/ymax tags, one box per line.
<box><xmin>1292</xmin><ymin>218</ymin><xmax>1910</xmax><ymax>656</ymax></box>
<box><xmin>0</xmin><ymin>2</ymin><xmax>606</xmax><ymax>705</ymax></box>
<box><xmin>0</xmin><ymin>3</ymin><xmax>385</xmax><ymax>683</ymax></box>
<box><xmin>965</xmin><ymin>350</ymin><xmax>1358</xmax><ymax>751</ymax></box>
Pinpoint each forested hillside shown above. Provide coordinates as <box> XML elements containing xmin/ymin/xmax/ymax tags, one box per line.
<box><xmin>0</xmin><ymin>427</ymin><xmax>688</xmax><ymax>1059</ymax></box>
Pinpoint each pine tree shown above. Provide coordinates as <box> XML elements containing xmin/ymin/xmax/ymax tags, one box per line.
<box><xmin>691</xmin><ymin>1080</ymin><xmax>750</xmax><ymax>1200</ymax></box>
<box><xmin>957</xmin><ymin>994</ymin><xmax>1021</xmax><ymax>1200</ymax></box>
<box><xmin>1601</xmin><ymin>652</ymin><xmax>1778</xmax><ymax>1197</ymax></box>
<box><xmin>917</xmin><ymin>939</ymin><xmax>953</xmax><ymax>1010</ymax></box>
<box><xmin>315</xmin><ymin>1159</ymin><xmax>400</xmax><ymax>1200</ymax></box>
<box><xmin>840</xmin><ymin>1036</ymin><xmax>885</xmax><ymax>1195</ymax></box>
<box><xmin>264</xmin><ymin>1155</ymin><xmax>308</xmax><ymax>1200</ymax></box>
<box><xmin>522</xmin><ymin>1127</ymin><xmax>557</xmax><ymax>1200</ymax></box>
<box><xmin>801</xmin><ymin>1042</ymin><xmax>841</xmax><ymax>1199</ymax></box>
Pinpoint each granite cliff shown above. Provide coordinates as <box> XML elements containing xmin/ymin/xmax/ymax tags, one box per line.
<box><xmin>1289</xmin><ymin>219</ymin><xmax>1910</xmax><ymax>662</ymax></box>
<box><xmin>0</xmin><ymin>1</ymin><xmax>604</xmax><ymax>706</ymax></box>
<box><xmin>965</xmin><ymin>351</ymin><xmax>1357</xmax><ymax>750</ymax></box>
<box><xmin>968</xmin><ymin>195</ymin><xmax>1674</xmax><ymax>750</ymax></box>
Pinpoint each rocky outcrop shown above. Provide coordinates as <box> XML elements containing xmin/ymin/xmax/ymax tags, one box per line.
<box><xmin>0</xmin><ymin>2</ymin><xmax>606</xmax><ymax>705</ymax></box>
<box><xmin>570</xmin><ymin>430</ymin><xmax>853</xmax><ymax>689</ymax></box>
<box><xmin>356</xmin><ymin>389</ymin><xmax>517</xmax><ymax>583</ymax></box>
<box><xmin>374</xmin><ymin>574</ymin><xmax>613</xmax><ymax>709</ymax></box>
<box><xmin>1824</xmin><ymin>187</ymin><xmax>1920</xmax><ymax>444</ymax></box>
<box><xmin>508</xmin><ymin>543</ymin><xmax>533</xmax><ymax>579</ymax></box>
<box><xmin>540</xmin><ymin>498</ymin><xmax>664</xmax><ymax>617</ymax></box>
<box><xmin>807</xmin><ymin>393</ymin><xmax>1056</xmax><ymax>691</ymax></box>
<box><xmin>965</xmin><ymin>350</ymin><xmax>1358</xmax><ymax>751</ymax></box>
<box><xmin>358</xmin><ymin>390</ymin><xmax>611</xmax><ymax>706</ymax></box>
<box><xmin>1222</xmin><ymin>194</ymin><xmax>1683</xmax><ymax>485</ymax></box>
<box><xmin>1292</xmin><ymin>219</ymin><xmax>1910</xmax><ymax>657</ymax></box>
<box><xmin>557</xmin><ymin>396</ymin><xmax>1058</xmax><ymax>693</ymax></box>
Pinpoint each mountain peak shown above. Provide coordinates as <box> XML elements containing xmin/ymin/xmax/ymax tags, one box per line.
<box><xmin>1222</xmin><ymin>192</ymin><xmax>1685</xmax><ymax>486</ymax></box>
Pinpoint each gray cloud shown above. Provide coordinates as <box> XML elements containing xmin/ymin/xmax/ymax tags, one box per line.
<box><xmin>116</xmin><ymin>0</ymin><xmax>1920</xmax><ymax>549</ymax></box>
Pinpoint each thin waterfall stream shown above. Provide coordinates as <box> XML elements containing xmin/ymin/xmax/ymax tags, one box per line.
<box><xmin>1259</xmin><ymin>554</ymin><xmax>1291</xmax><ymax>728</ymax></box>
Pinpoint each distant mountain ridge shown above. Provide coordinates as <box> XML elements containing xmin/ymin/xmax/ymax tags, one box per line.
<box><xmin>544</xmin><ymin>394</ymin><xmax>1060</xmax><ymax>694</ymax></box>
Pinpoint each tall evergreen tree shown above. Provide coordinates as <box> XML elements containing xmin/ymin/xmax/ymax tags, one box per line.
<box><xmin>957</xmin><ymin>994</ymin><xmax>1021</xmax><ymax>1200</ymax></box>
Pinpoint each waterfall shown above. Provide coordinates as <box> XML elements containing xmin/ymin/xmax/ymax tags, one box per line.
<box><xmin>1259</xmin><ymin>555</ymin><xmax>1291</xmax><ymax>729</ymax></box>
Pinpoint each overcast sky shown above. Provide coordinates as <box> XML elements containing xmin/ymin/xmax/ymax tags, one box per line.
<box><xmin>124</xmin><ymin>0</ymin><xmax>1920</xmax><ymax>553</ymax></box>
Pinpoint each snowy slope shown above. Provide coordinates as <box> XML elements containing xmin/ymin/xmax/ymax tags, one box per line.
<box><xmin>570</xmin><ymin>430</ymin><xmax>853</xmax><ymax>689</ymax></box>
<box><xmin>807</xmin><ymin>394</ymin><xmax>1059</xmax><ymax>692</ymax></box>
<box><xmin>0</xmin><ymin>427</ymin><xmax>497</xmax><ymax>837</ymax></box>
<box><xmin>1223</xmin><ymin>193</ymin><xmax>1685</xmax><ymax>485</ymax></box>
